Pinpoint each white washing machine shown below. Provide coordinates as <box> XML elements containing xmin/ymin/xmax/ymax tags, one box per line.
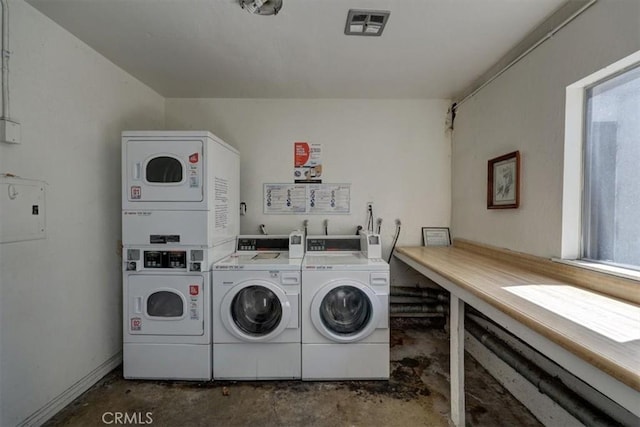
<box><xmin>121</xmin><ymin>130</ymin><xmax>240</xmax><ymax>248</ymax></box>
<box><xmin>123</xmin><ymin>246</ymin><xmax>215</xmax><ymax>380</ymax></box>
<box><xmin>301</xmin><ymin>233</ymin><xmax>389</xmax><ymax>380</ymax></box>
<box><xmin>212</xmin><ymin>232</ymin><xmax>304</xmax><ymax>380</ymax></box>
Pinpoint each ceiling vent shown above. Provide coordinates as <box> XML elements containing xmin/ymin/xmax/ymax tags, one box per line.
<box><xmin>344</xmin><ymin>9</ymin><xmax>390</xmax><ymax>36</ymax></box>
<box><xmin>239</xmin><ymin>0</ymin><xmax>282</xmax><ymax>16</ymax></box>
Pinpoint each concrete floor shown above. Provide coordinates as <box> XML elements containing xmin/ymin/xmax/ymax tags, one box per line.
<box><xmin>45</xmin><ymin>320</ymin><xmax>541</xmax><ymax>426</ymax></box>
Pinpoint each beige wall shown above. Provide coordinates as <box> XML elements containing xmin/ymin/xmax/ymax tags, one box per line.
<box><xmin>451</xmin><ymin>0</ymin><xmax>640</xmax><ymax>258</ymax></box>
<box><xmin>165</xmin><ymin>98</ymin><xmax>452</xmax><ymax>281</ymax></box>
<box><xmin>0</xmin><ymin>1</ymin><xmax>165</xmax><ymax>425</ymax></box>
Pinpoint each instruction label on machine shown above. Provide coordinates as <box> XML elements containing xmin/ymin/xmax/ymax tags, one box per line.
<box><xmin>214</xmin><ymin>176</ymin><xmax>229</xmax><ymax>230</ymax></box>
<box><xmin>264</xmin><ymin>183</ymin><xmax>350</xmax><ymax>215</ymax></box>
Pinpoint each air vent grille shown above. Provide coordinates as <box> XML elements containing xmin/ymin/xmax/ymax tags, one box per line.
<box><xmin>345</xmin><ymin>9</ymin><xmax>390</xmax><ymax>36</ymax></box>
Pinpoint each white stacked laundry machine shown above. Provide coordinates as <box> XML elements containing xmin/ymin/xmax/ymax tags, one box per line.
<box><xmin>212</xmin><ymin>232</ymin><xmax>304</xmax><ymax>380</ymax></box>
<box><xmin>301</xmin><ymin>232</ymin><xmax>390</xmax><ymax>380</ymax></box>
<box><xmin>121</xmin><ymin>130</ymin><xmax>239</xmax><ymax>380</ymax></box>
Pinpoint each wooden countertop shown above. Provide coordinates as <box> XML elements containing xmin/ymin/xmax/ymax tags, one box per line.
<box><xmin>395</xmin><ymin>244</ymin><xmax>640</xmax><ymax>392</ymax></box>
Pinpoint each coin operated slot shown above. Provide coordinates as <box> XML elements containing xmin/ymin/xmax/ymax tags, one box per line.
<box><xmin>190</xmin><ymin>262</ymin><xmax>202</xmax><ymax>272</ymax></box>
<box><xmin>127</xmin><ymin>249</ymin><xmax>141</xmax><ymax>261</ymax></box>
<box><xmin>126</xmin><ymin>261</ymin><xmax>139</xmax><ymax>271</ymax></box>
<box><xmin>190</xmin><ymin>250</ymin><xmax>204</xmax><ymax>261</ymax></box>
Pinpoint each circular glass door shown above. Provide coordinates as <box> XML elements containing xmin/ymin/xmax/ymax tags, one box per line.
<box><xmin>320</xmin><ymin>286</ymin><xmax>371</xmax><ymax>335</ymax></box>
<box><xmin>310</xmin><ymin>281</ymin><xmax>381</xmax><ymax>343</ymax></box>
<box><xmin>231</xmin><ymin>286</ymin><xmax>282</xmax><ymax>335</ymax></box>
<box><xmin>221</xmin><ymin>281</ymin><xmax>291</xmax><ymax>342</ymax></box>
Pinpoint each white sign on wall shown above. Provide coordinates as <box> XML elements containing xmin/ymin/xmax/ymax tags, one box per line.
<box><xmin>264</xmin><ymin>183</ymin><xmax>350</xmax><ymax>214</ymax></box>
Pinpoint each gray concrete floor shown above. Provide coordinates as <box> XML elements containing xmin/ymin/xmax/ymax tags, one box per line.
<box><xmin>44</xmin><ymin>320</ymin><xmax>541</xmax><ymax>426</ymax></box>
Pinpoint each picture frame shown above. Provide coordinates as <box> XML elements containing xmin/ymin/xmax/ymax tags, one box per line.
<box><xmin>487</xmin><ymin>151</ymin><xmax>520</xmax><ymax>209</ymax></box>
<box><xmin>422</xmin><ymin>227</ymin><xmax>451</xmax><ymax>247</ymax></box>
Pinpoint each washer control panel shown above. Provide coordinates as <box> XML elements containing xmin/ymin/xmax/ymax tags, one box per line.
<box><xmin>306</xmin><ymin>236</ymin><xmax>361</xmax><ymax>252</ymax></box>
<box><xmin>237</xmin><ymin>236</ymin><xmax>289</xmax><ymax>251</ymax></box>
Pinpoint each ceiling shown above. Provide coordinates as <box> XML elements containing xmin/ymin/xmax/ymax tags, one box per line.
<box><xmin>26</xmin><ymin>0</ymin><xmax>568</xmax><ymax>99</ymax></box>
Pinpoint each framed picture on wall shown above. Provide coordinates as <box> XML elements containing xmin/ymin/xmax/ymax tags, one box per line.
<box><xmin>422</xmin><ymin>227</ymin><xmax>451</xmax><ymax>247</ymax></box>
<box><xmin>488</xmin><ymin>151</ymin><xmax>520</xmax><ymax>209</ymax></box>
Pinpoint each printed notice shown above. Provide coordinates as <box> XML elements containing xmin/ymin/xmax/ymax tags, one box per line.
<box><xmin>294</xmin><ymin>142</ymin><xmax>322</xmax><ymax>183</ymax></box>
<box><xmin>264</xmin><ymin>184</ymin><xmax>307</xmax><ymax>214</ymax></box>
<box><xmin>263</xmin><ymin>183</ymin><xmax>350</xmax><ymax>215</ymax></box>
<box><xmin>308</xmin><ymin>184</ymin><xmax>350</xmax><ymax>214</ymax></box>
<box><xmin>214</xmin><ymin>176</ymin><xmax>229</xmax><ymax>230</ymax></box>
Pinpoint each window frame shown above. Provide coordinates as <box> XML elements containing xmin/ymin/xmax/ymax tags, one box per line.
<box><xmin>561</xmin><ymin>50</ymin><xmax>640</xmax><ymax>276</ymax></box>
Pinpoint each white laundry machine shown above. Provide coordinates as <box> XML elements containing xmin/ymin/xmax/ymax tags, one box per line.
<box><xmin>121</xmin><ymin>130</ymin><xmax>239</xmax><ymax>249</ymax></box>
<box><xmin>212</xmin><ymin>232</ymin><xmax>304</xmax><ymax>380</ymax></box>
<box><xmin>123</xmin><ymin>246</ymin><xmax>215</xmax><ymax>380</ymax></box>
<box><xmin>301</xmin><ymin>233</ymin><xmax>389</xmax><ymax>380</ymax></box>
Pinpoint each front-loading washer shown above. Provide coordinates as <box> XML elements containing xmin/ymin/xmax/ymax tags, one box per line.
<box><xmin>212</xmin><ymin>232</ymin><xmax>304</xmax><ymax>380</ymax></box>
<box><xmin>123</xmin><ymin>245</ymin><xmax>214</xmax><ymax>380</ymax></box>
<box><xmin>301</xmin><ymin>234</ymin><xmax>389</xmax><ymax>380</ymax></box>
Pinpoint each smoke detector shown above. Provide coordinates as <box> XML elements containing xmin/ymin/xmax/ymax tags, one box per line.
<box><xmin>239</xmin><ymin>0</ymin><xmax>282</xmax><ymax>15</ymax></box>
<box><xmin>344</xmin><ymin>9</ymin><xmax>390</xmax><ymax>36</ymax></box>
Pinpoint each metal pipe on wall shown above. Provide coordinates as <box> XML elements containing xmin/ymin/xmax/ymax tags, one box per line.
<box><xmin>453</xmin><ymin>0</ymin><xmax>598</xmax><ymax>110</ymax></box>
<box><xmin>465</xmin><ymin>318</ymin><xmax>622</xmax><ymax>427</ymax></box>
<box><xmin>390</xmin><ymin>286</ymin><xmax>449</xmax><ymax>301</ymax></box>
<box><xmin>390</xmin><ymin>304</ymin><xmax>447</xmax><ymax>314</ymax></box>
<box><xmin>1</xmin><ymin>0</ymin><xmax>9</xmax><ymax>118</ymax></box>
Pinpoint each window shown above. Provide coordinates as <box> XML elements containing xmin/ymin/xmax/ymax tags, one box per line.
<box><xmin>583</xmin><ymin>66</ymin><xmax>640</xmax><ymax>270</ymax></box>
<box><xmin>563</xmin><ymin>50</ymin><xmax>640</xmax><ymax>274</ymax></box>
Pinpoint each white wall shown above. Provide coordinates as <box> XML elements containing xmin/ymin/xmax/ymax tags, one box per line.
<box><xmin>166</xmin><ymin>98</ymin><xmax>451</xmax><ymax>281</ymax></box>
<box><xmin>0</xmin><ymin>1</ymin><xmax>164</xmax><ymax>425</ymax></box>
<box><xmin>451</xmin><ymin>0</ymin><xmax>640</xmax><ymax>258</ymax></box>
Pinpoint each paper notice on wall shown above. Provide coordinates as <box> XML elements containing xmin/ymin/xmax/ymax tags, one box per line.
<box><xmin>308</xmin><ymin>184</ymin><xmax>350</xmax><ymax>214</ymax></box>
<box><xmin>264</xmin><ymin>183</ymin><xmax>350</xmax><ymax>215</ymax></box>
<box><xmin>294</xmin><ymin>142</ymin><xmax>322</xmax><ymax>183</ymax></box>
<box><xmin>264</xmin><ymin>184</ymin><xmax>307</xmax><ymax>214</ymax></box>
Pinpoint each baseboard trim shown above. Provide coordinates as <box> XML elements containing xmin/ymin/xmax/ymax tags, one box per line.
<box><xmin>19</xmin><ymin>352</ymin><xmax>122</xmax><ymax>427</ymax></box>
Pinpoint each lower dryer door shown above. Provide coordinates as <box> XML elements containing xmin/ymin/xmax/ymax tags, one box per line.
<box><xmin>126</xmin><ymin>274</ymin><xmax>205</xmax><ymax>336</ymax></box>
<box><xmin>310</xmin><ymin>280</ymin><xmax>382</xmax><ymax>343</ymax></box>
<box><xmin>220</xmin><ymin>280</ymin><xmax>294</xmax><ymax>342</ymax></box>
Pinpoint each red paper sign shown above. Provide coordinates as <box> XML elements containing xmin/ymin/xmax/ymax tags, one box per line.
<box><xmin>294</xmin><ymin>142</ymin><xmax>310</xmax><ymax>167</ymax></box>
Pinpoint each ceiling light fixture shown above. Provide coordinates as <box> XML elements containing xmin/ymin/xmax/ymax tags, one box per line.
<box><xmin>345</xmin><ymin>9</ymin><xmax>390</xmax><ymax>36</ymax></box>
<box><xmin>239</xmin><ymin>0</ymin><xmax>282</xmax><ymax>16</ymax></box>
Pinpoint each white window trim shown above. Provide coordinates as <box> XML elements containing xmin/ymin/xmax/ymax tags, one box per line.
<box><xmin>561</xmin><ymin>49</ymin><xmax>640</xmax><ymax>268</ymax></box>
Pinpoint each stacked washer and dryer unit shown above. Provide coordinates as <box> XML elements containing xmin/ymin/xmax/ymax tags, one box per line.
<box><xmin>121</xmin><ymin>131</ymin><xmax>239</xmax><ymax>381</ymax></box>
<box><xmin>120</xmin><ymin>130</ymin><xmax>389</xmax><ymax>381</ymax></box>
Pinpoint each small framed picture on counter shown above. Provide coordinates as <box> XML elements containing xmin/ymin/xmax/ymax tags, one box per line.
<box><xmin>422</xmin><ymin>227</ymin><xmax>451</xmax><ymax>247</ymax></box>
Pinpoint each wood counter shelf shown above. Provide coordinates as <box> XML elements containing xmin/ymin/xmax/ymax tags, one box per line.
<box><xmin>394</xmin><ymin>240</ymin><xmax>640</xmax><ymax>427</ymax></box>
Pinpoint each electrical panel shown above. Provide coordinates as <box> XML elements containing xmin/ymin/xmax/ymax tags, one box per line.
<box><xmin>0</xmin><ymin>176</ymin><xmax>46</xmax><ymax>243</ymax></box>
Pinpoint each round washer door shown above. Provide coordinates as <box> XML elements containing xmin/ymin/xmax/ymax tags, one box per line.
<box><xmin>310</xmin><ymin>280</ymin><xmax>381</xmax><ymax>343</ymax></box>
<box><xmin>220</xmin><ymin>280</ymin><xmax>292</xmax><ymax>342</ymax></box>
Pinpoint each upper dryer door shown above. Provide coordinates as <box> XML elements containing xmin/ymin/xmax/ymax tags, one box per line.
<box><xmin>125</xmin><ymin>139</ymin><xmax>204</xmax><ymax>203</ymax></box>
